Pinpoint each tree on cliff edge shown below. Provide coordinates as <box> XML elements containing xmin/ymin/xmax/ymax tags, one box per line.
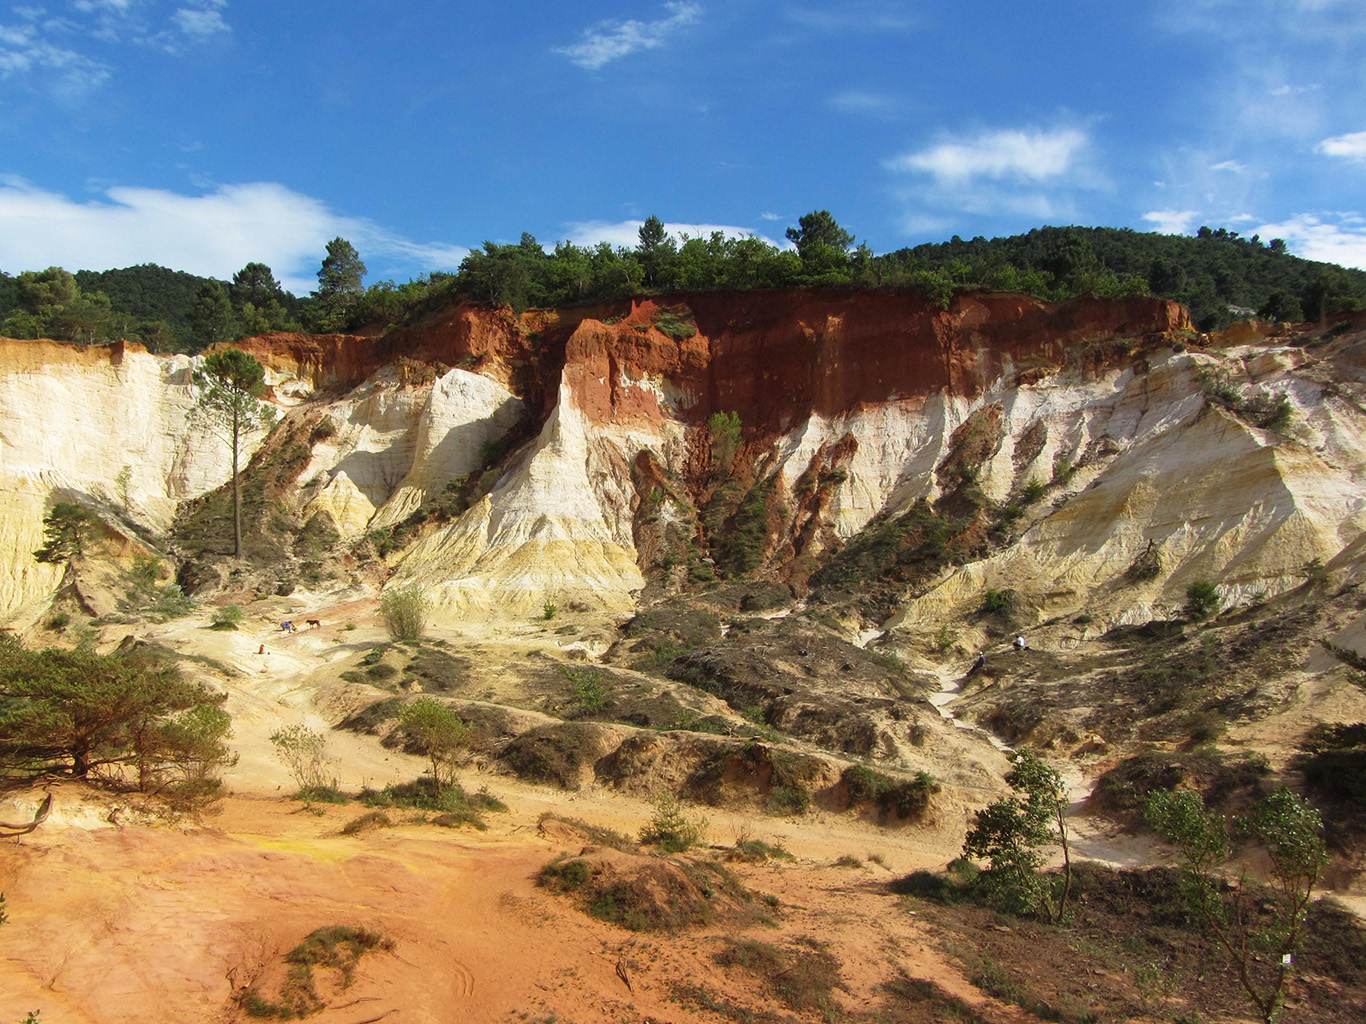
<box><xmin>192</xmin><ymin>349</ymin><xmax>275</xmax><ymax>558</ymax></box>
<box><xmin>313</xmin><ymin>237</ymin><xmax>367</xmax><ymax>331</ymax></box>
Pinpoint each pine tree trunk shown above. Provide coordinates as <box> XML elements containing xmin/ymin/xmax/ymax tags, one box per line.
<box><xmin>231</xmin><ymin>405</ymin><xmax>241</xmax><ymax>559</ymax></box>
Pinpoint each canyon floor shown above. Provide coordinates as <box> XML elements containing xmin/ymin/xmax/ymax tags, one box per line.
<box><xmin>4</xmin><ymin>588</ymin><xmax>1366</xmax><ymax>1024</ymax></box>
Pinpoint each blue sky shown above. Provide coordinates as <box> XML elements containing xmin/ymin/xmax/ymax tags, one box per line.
<box><xmin>1</xmin><ymin>0</ymin><xmax>1363</xmax><ymax>294</ymax></box>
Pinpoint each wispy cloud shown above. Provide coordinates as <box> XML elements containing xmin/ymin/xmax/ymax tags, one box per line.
<box><xmin>828</xmin><ymin>89</ymin><xmax>899</xmax><ymax>116</ymax></box>
<box><xmin>1317</xmin><ymin>131</ymin><xmax>1366</xmax><ymax>161</ymax></box>
<box><xmin>0</xmin><ymin>177</ymin><xmax>467</xmax><ymax>294</ymax></box>
<box><xmin>1209</xmin><ymin>159</ymin><xmax>1249</xmax><ymax>173</ymax></box>
<box><xmin>885</xmin><ymin>123</ymin><xmax>1101</xmax><ymax>230</ymax></box>
<box><xmin>1254</xmin><ymin>211</ymin><xmax>1366</xmax><ymax>269</ymax></box>
<box><xmin>1142</xmin><ymin>209</ymin><xmax>1204</xmax><ymax>235</ymax></box>
<box><xmin>561</xmin><ymin>218</ymin><xmax>780</xmax><ymax>250</ymax></box>
<box><xmin>784</xmin><ymin>3</ymin><xmax>915</xmax><ymax>32</ymax></box>
<box><xmin>888</xmin><ymin>127</ymin><xmax>1090</xmax><ymax>184</ymax></box>
<box><xmin>554</xmin><ymin>2</ymin><xmax>701</xmax><ymax>71</ymax></box>
<box><xmin>0</xmin><ymin>0</ymin><xmax>230</xmax><ymax>94</ymax></box>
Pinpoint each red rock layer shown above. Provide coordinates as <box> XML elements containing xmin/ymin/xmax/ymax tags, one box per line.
<box><xmin>6</xmin><ymin>290</ymin><xmax>1187</xmax><ymax>436</ymax></box>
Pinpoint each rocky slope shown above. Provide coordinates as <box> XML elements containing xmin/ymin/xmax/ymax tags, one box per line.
<box><xmin>4</xmin><ymin>291</ymin><xmax>1363</xmax><ymax>630</ymax></box>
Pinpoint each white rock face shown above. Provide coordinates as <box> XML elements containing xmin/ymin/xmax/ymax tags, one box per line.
<box><xmin>3</xmin><ymin>328</ymin><xmax>1364</xmax><ymax>634</ymax></box>
<box><xmin>0</xmin><ymin>343</ymin><xmax>253</xmax><ymax>618</ymax></box>
<box><xmin>301</xmin><ymin>366</ymin><xmax>524</xmax><ymax>536</ymax></box>
<box><xmin>391</xmin><ymin>376</ymin><xmax>677</xmax><ymax>618</ymax></box>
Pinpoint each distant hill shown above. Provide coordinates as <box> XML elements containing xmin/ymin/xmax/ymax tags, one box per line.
<box><xmin>883</xmin><ymin>225</ymin><xmax>1366</xmax><ymax>330</ymax></box>
<box><xmin>74</xmin><ymin>264</ymin><xmax>216</xmax><ymax>350</ymax></box>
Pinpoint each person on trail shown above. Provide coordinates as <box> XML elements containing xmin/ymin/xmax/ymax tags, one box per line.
<box><xmin>966</xmin><ymin>652</ymin><xmax>987</xmax><ymax>678</ymax></box>
<box><xmin>258</xmin><ymin>644</ymin><xmax>265</xmax><ymax>655</ymax></box>
<box><xmin>1014</xmin><ymin>635</ymin><xmax>1028</xmax><ymax>652</ymax></box>
<box><xmin>281</xmin><ymin>621</ymin><xmax>294</xmax><ymax>632</ymax></box>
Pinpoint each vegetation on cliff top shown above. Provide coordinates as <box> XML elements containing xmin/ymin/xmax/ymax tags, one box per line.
<box><xmin>3</xmin><ymin>215</ymin><xmax>1364</xmax><ymax>352</ymax></box>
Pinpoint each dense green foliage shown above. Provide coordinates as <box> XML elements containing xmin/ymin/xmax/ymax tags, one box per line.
<box><xmin>1146</xmin><ymin>787</ymin><xmax>1327</xmax><ymax>1024</ymax></box>
<box><xmin>381</xmin><ymin>218</ymin><xmax>1366</xmax><ymax>330</ymax></box>
<box><xmin>0</xmin><ymin>262</ymin><xmax>306</xmax><ymax>352</ymax></box>
<box><xmin>0</xmin><ymin>636</ymin><xmax>232</xmax><ymax>796</ymax></box>
<box><xmin>32</xmin><ymin>502</ymin><xmax>97</xmax><ymax>567</ymax></box>
<box><xmin>4</xmin><ymin>217</ymin><xmax>1363</xmax><ymax>350</ymax></box>
<box><xmin>961</xmin><ymin>749</ymin><xmax>1072</xmax><ymax>922</ymax></box>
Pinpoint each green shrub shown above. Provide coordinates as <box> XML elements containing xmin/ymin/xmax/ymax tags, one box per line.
<box><xmin>1183</xmin><ymin>580</ymin><xmax>1220</xmax><ymax>620</ymax></box>
<box><xmin>561</xmin><ymin>664</ymin><xmax>606</xmax><ymax>714</ymax></box>
<box><xmin>210</xmin><ymin>603</ymin><xmax>243</xmax><ymax>630</ymax></box>
<box><xmin>639</xmin><ymin>794</ymin><xmax>708</xmax><ymax>853</ymax></box>
<box><xmin>364</xmin><ymin>663</ymin><xmax>398</xmax><ymax>681</ymax></box>
<box><xmin>541</xmin><ymin>857</ymin><xmax>592</xmax><ymax>890</ymax></box>
<box><xmin>765</xmin><ymin>785</ymin><xmax>811</xmax><ymax>817</ymax></box>
<box><xmin>44</xmin><ymin>612</ymin><xmax>70</xmax><ymax>631</ymax></box>
<box><xmin>340</xmin><ymin>810</ymin><xmax>392</xmax><ymax>835</ymax></box>
<box><xmin>542</xmin><ymin>601</ymin><xmax>557</xmax><ymax>620</ymax></box>
<box><xmin>379</xmin><ymin>587</ymin><xmax>429</xmax><ymax>641</ymax></box>
<box><xmin>978</xmin><ymin>589</ymin><xmax>1011</xmax><ymax>616</ymax></box>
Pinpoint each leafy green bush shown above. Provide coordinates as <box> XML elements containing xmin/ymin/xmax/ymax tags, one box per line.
<box><xmin>561</xmin><ymin>664</ymin><xmax>606</xmax><ymax>714</ymax></box>
<box><xmin>269</xmin><ymin>725</ymin><xmax>334</xmax><ymax>797</ymax></box>
<box><xmin>379</xmin><ymin>586</ymin><xmax>429</xmax><ymax>641</ymax></box>
<box><xmin>978</xmin><ymin>589</ymin><xmax>1011</xmax><ymax>616</ymax></box>
<box><xmin>639</xmin><ymin>794</ymin><xmax>708</xmax><ymax>853</ymax></box>
<box><xmin>210</xmin><ymin>603</ymin><xmax>243</xmax><ymax>630</ymax></box>
<box><xmin>1183</xmin><ymin>580</ymin><xmax>1220</xmax><ymax>620</ymax></box>
<box><xmin>765</xmin><ymin>785</ymin><xmax>811</xmax><ymax>816</ymax></box>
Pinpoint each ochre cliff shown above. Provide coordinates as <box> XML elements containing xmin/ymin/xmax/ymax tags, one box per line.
<box><xmin>5</xmin><ymin>289</ymin><xmax>1364</xmax><ymax>631</ymax></box>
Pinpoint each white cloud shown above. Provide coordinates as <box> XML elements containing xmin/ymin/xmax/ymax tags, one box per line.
<box><xmin>887</xmin><ymin>127</ymin><xmax>1089</xmax><ymax>185</ymax></box>
<box><xmin>561</xmin><ymin>218</ymin><xmax>780</xmax><ymax>250</ymax></box>
<box><xmin>1317</xmin><ymin>131</ymin><xmax>1366</xmax><ymax>161</ymax></box>
<box><xmin>554</xmin><ymin>2</ymin><xmax>701</xmax><ymax>71</ymax></box>
<box><xmin>759</xmin><ymin>212</ymin><xmax>783</xmax><ymax>221</ymax></box>
<box><xmin>1142</xmin><ymin>209</ymin><xmax>1203</xmax><ymax>234</ymax></box>
<box><xmin>0</xmin><ymin>0</ymin><xmax>231</xmax><ymax>89</ymax></box>
<box><xmin>171</xmin><ymin>6</ymin><xmax>230</xmax><ymax>40</ymax></box>
<box><xmin>1254</xmin><ymin>211</ymin><xmax>1366</xmax><ymax>269</ymax></box>
<box><xmin>784</xmin><ymin>3</ymin><xmax>915</xmax><ymax>31</ymax></box>
<box><xmin>0</xmin><ymin>178</ymin><xmax>467</xmax><ymax>294</ymax></box>
<box><xmin>0</xmin><ymin>20</ymin><xmax>111</xmax><ymax>95</ymax></box>
<box><xmin>1210</xmin><ymin>159</ymin><xmax>1248</xmax><ymax>173</ymax></box>
<box><xmin>828</xmin><ymin>89</ymin><xmax>899</xmax><ymax>116</ymax></box>
<box><xmin>885</xmin><ymin>124</ymin><xmax>1100</xmax><ymax>229</ymax></box>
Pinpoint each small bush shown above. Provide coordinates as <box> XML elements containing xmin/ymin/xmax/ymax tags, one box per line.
<box><xmin>728</xmin><ymin>838</ymin><xmax>793</xmax><ymax>863</ymax></box>
<box><xmin>978</xmin><ymin>589</ymin><xmax>1011</xmax><ymax>616</ymax></box>
<box><xmin>244</xmin><ymin>925</ymin><xmax>393</xmax><ymax>1019</ymax></box>
<box><xmin>364</xmin><ymin>663</ymin><xmax>398</xmax><ymax>681</ymax></box>
<box><xmin>379</xmin><ymin>587</ymin><xmax>429</xmax><ymax>641</ymax></box>
<box><xmin>541</xmin><ymin>856</ymin><xmax>592</xmax><ymax>890</ymax></box>
<box><xmin>833</xmin><ymin>854</ymin><xmax>864</xmax><ymax>869</ymax></box>
<box><xmin>560</xmin><ymin>664</ymin><xmax>606</xmax><ymax>714</ymax></box>
<box><xmin>639</xmin><ymin>794</ymin><xmax>708</xmax><ymax>853</ymax></box>
<box><xmin>765</xmin><ymin>785</ymin><xmax>811</xmax><ymax>816</ymax></box>
<box><xmin>209</xmin><ymin>603</ymin><xmax>243</xmax><ymax>630</ymax></box>
<box><xmin>340</xmin><ymin>810</ymin><xmax>392</xmax><ymax>836</ymax></box>
<box><xmin>542</xmin><ymin>601</ymin><xmax>557</xmax><ymax>620</ymax></box>
<box><xmin>841</xmin><ymin>765</ymin><xmax>939</xmax><ymax>822</ymax></box>
<box><xmin>889</xmin><ymin>870</ymin><xmax>958</xmax><ymax>900</ymax></box>
<box><xmin>1183</xmin><ymin>579</ymin><xmax>1220</xmax><ymax>620</ymax></box>
<box><xmin>44</xmin><ymin>611</ymin><xmax>70</xmax><ymax>631</ymax></box>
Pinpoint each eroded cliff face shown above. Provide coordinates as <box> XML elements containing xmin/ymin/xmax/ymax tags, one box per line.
<box><xmin>3</xmin><ymin>290</ymin><xmax>1363</xmax><ymax>632</ymax></box>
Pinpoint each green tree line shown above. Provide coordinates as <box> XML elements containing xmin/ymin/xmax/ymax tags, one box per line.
<box><xmin>3</xmin><ymin>217</ymin><xmax>1364</xmax><ymax>352</ymax></box>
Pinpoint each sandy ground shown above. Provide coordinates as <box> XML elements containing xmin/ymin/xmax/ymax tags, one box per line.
<box><xmin>1</xmin><ymin>597</ymin><xmax>1360</xmax><ymax>1023</ymax></box>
